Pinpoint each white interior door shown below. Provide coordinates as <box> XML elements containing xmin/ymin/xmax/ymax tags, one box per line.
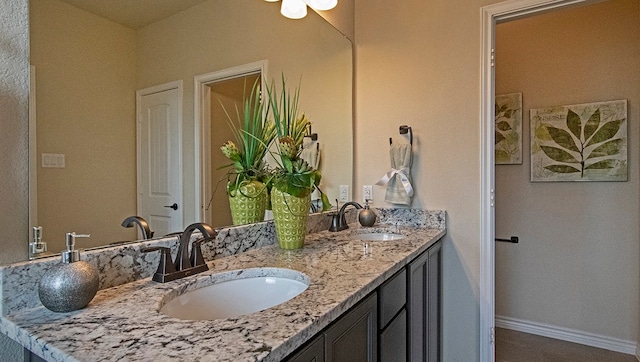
<box><xmin>137</xmin><ymin>81</ymin><xmax>183</xmax><ymax>236</ymax></box>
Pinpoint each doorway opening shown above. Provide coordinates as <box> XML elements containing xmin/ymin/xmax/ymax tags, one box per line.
<box><xmin>194</xmin><ymin>61</ymin><xmax>267</xmax><ymax>227</ymax></box>
<box><xmin>480</xmin><ymin>1</ymin><xmax>607</xmax><ymax>360</ymax></box>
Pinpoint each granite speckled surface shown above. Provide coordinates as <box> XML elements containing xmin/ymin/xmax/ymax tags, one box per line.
<box><xmin>0</xmin><ymin>209</ymin><xmax>445</xmax><ymax>362</ymax></box>
<box><xmin>0</xmin><ymin>210</ymin><xmax>346</xmax><ymax>316</ymax></box>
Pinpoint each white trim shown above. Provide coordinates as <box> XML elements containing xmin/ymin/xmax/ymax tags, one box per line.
<box><xmin>496</xmin><ymin>315</ymin><xmax>638</xmax><ymax>355</ymax></box>
<box><xmin>193</xmin><ymin>60</ymin><xmax>268</xmax><ymax>222</ymax></box>
<box><xmin>28</xmin><ymin>65</ymin><xmax>38</xmax><ymax>232</ymax></box>
<box><xmin>480</xmin><ymin>1</ymin><xmax>600</xmax><ymax>361</ymax></box>
<box><xmin>479</xmin><ymin>5</ymin><xmax>496</xmax><ymax>361</ymax></box>
<box><xmin>135</xmin><ymin>80</ymin><xmax>184</xmax><ymax>226</ymax></box>
<box><xmin>636</xmin><ymin>344</ymin><xmax>640</xmax><ymax>361</ymax></box>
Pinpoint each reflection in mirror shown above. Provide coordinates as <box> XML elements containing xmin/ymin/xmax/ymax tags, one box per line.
<box><xmin>203</xmin><ymin>71</ymin><xmax>263</xmax><ymax>228</ymax></box>
<box><xmin>28</xmin><ymin>0</ymin><xmax>352</xmax><ymax>259</ymax></box>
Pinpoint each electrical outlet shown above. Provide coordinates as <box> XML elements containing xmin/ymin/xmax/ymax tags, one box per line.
<box><xmin>363</xmin><ymin>185</ymin><xmax>373</xmax><ymax>203</ymax></box>
<box><xmin>339</xmin><ymin>185</ymin><xmax>349</xmax><ymax>202</ymax></box>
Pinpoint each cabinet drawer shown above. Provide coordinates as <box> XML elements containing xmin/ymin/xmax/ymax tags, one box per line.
<box><xmin>378</xmin><ymin>268</ymin><xmax>406</xmax><ymax>328</ymax></box>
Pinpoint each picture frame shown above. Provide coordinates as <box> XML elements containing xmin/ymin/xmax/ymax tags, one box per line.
<box><xmin>530</xmin><ymin>99</ymin><xmax>627</xmax><ymax>182</ymax></box>
<box><xmin>495</xmin><ymin>92</ymin><xmax>523</xmax><ymax>165</ymax></box>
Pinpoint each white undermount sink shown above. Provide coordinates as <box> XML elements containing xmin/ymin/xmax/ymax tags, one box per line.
<box><xmin>351</xmin><ymin>232</ymin><xmax>405</xmax><ymax>241</ymax></box>
<box><xmin>160</xmin><ymin>268</ymin><xmax>309</xmax><ymax>320</ymax></box>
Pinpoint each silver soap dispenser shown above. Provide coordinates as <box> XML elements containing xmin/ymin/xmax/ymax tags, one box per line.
<box><xmin>38</xmin><ymin>232</ymin><xmax>100</xmax><ymax>312</ymax></box>
<box><xmin>358</xmin><ymin>199</ymin><xmax>377</xmax><ymax>227</ymax></box>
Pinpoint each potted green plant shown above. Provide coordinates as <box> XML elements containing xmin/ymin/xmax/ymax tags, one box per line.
<box><xmin>266</xmin><ymin>76</ymin><xmax>331</xmax><ymax>249</ymax></box>
<box><xmin>220</xmin><ymin>79</ymin><xmax>276</xmax><ymax>225</ymax></box>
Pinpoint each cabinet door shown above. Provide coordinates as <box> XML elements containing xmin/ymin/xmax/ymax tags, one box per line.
<box><xmin>286</xmin><ymin>334</ymin><xmax>325</xmax><ymax>362</ymax></box>
<box><xmin>407</xmin><ymin>241</ymin><xmax>442</xmax><ymax>362</ymax></box>
<box><xmin>379</xmin><ymin>308</ymin><xmax>407</xmax><ymax>362</ymax></box>
<box><xmin>325</xmin><ymin>293</ymin><xmax>378</xmax><ymax>362</ymax></box>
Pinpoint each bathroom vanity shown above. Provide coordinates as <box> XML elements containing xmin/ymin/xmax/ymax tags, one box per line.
<box><xmin>0</xmin><ymin>209</ymin><xmax>445</xmax><ymax>361</ymax></box>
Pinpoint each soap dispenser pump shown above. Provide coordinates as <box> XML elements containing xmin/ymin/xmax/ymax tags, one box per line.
<box><xmin>358</xmin><ymin>199</ymin><xmax>377</xmax><ymax>227</ymax></box>
<box><xmin>38</xmin><ymin>232</ymin><xmax>100</xmax><ymax>312</ymax></box>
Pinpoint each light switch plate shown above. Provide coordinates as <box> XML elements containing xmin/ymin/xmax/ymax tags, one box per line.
<box><xmin>339</xmin><ymin>185</ymin><xmax>349</xmax><ymax>202</ymax></box>
<box><xmin>363</xmin><ymin>185</ymin><xmax>373</xmax><ymax>203</ymax></box>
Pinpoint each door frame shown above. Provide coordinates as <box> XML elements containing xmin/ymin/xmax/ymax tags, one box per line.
<box><xmin>479</xmin><ymin>0</ymin><xmax>595</xmax><ymax>360</ymax></box>
<box><xmin>193</xmin><ymin>60</ymin><xmax>268</xmax><ymax>222</ymax></box>
<box><xmin>135</xmin><ymin>80</ymin><xmax>184</xmax><ymax>229</ymax></box>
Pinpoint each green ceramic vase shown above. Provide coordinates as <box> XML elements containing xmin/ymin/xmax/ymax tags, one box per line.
<box><xmin>228</xmin><ymin>180</ymin><xmax>267</xmax><ymax>225</ymax></box>
<box><xmin>271</xmin><ymin>188</ymin><xmax>311</xmax><ymax>249</ymax></box>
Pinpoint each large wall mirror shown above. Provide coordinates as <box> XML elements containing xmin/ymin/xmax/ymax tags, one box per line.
<box><xmin>28</xmin><ymin>0</ymin><xmax>353</xmax><ymax>258</ymax></box>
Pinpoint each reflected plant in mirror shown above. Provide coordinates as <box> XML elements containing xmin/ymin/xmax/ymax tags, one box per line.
<box><xmin>219</xmin><ymin>79</ymin><xmax>276</xmax><ymax>225</ymax></box>
<box><xmin>267</xmin><ymin>76</ymin><xmax>331</xmax><ymax>249</ymax></box>
<box><xmin>26</xmin><ymin>0</ymin><xmax>353</xmax><ymax>260</ymax></box>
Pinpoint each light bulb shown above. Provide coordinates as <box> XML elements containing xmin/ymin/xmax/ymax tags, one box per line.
<box><xmin>304</xmin><ymin>0</ymin><xmax>337</xmax><ymax>11</ymax></box>
<box><xmin>281</xmin><ymin>0</ymin><xmax>307</xmax><ymax>19</ymax></box>
<box><xmin>264</xmin><ymin>0</ymin><xmax>279</xmax><ymax>2</ymax></box>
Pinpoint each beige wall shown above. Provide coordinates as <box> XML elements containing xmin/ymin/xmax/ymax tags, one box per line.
<box><xmin>136</xmin><ymin>0</ymin><xmax>353</xmax><ymax>224</ymax></box>
<box><xmin>30</xmin><ymin>0</ymin><xmax>138</xmax><ymax>250</ymax></box>
<box><xmin>354</xmin><ymin>0</ymin><xmax>486</xmax><ymax>359</ymax></box>
<box><xmin>314</xmin><ymin>1</ymin><xmax>355</xmax><ymax>41</ymax></box>
<box><xmin>495</xmin><ymin>0</ymin><xmax>639</xmax><ymax>342</ymax></box>
<box><xmin>0</xmin><ymin>0</ymin><xmax>29</xmax><ymax>359</ymax></box>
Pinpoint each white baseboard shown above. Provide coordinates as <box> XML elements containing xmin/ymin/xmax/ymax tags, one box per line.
<box><xmin>495</xmin><ymin>315</ymin><xmax>637</xmax><ymax>355</ymax></box>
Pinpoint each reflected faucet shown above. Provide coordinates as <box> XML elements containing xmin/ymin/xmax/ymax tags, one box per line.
<box><xmin>329</xmin><ymin>201</ymin><xmax>363</xmax><ymax>232</ymax></box>
<box><xmin>121</xmin><ymin>216</ymin><xmax>154</xmax><ymax>240</ymax></box>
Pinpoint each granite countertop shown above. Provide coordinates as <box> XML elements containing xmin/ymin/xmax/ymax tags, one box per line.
<box><xmin>1</xmin><ymin>224</ymin><xmax>445</xmax><ymax>362</ymax></box>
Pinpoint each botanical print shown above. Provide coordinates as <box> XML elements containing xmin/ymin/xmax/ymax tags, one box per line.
<box><xmin>495</xmin><ymin>92</ymin><xmax>523</xmax><ymax>164</ymax></box>
<box><xmin>530</xmin><ymin>99</ymin><xmax>627</xmax><ymax>182</ymax></box>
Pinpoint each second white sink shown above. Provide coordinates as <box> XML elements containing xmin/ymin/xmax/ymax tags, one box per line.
<box><xmin>160</xmin><ymin>268</ymin><xmax>309</xmax><ymax>320</ymax></box>
<box><xmin>352</xmin><ymin>233</ymin><xmax>405</xmax><ymax>241</ymax></box>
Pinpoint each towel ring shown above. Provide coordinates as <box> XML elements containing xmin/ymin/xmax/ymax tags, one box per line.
<box><xmin>304</xmin><ymin>124</ymin><xmax>318</xmax><ymax>141</ymax></box>
<box><xmin>389</xmin><ymin>125</ymin><xmax>413</xmax><ymax>145</ymax></box>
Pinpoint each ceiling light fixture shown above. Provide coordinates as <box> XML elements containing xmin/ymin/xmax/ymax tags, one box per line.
<box><xmin>266</xmin><ymin>0</ymin><xmax>338</xmax><ymax>20</ymax></box>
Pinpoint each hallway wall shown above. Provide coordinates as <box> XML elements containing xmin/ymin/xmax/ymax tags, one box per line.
<box><xmin>495</xmin><ymin>0</ymin><xmax>640</xmax><ymax>343</ymax></box>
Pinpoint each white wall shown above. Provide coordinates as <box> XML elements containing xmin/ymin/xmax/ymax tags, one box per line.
<box><xmin>0</xmin><ymin>0</ymin><xmax>29</xmax><ymax>359</ymax></box>
<box><xmin>495</xmin><ymin>0</ymin><xmax>639</xmax><ymax>343</ymax></box>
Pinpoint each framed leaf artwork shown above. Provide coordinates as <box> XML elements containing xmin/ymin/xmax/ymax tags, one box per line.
<box><xmin>495</xmin><ymin>92</ymin><xmax>523</xmax><ymax>164</ymax></box>
<box><xmin>530</xmin><ymin>99</ymin><xmax>627</xmax><ymax>182</ymax></box>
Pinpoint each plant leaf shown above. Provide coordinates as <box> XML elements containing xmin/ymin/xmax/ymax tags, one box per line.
<box><xmin>546</xmin><ymin>126</ymin><xmax>580</xmax><ymax>152</ymax></box>
<box><xmin>496</xmin><ymin>121</ymin><xmax>512</xmax><ymax>131</ymax></box>
<box><xmin>586</xmin><ymin>138</ymin><xmax>622</xmax><ymax>159</ymax></box>
<box><xmin>585</xmin><ymin>119</ymin><xmax>622</xmax><ymax>148</ymax></box>
<box><xmin>566</xmin><ymin>109</ymin><xmax>582</xmax><ymax>140</ymax></box>
<box><xmin>495</xmin><ymin>131</ymin><xmax>505</xmax><ymax>144</ymax></box>
<box><xmin>583</xmin><ymin>108</ymin><xmax>601</xmax><ymax>141</ymax></box>
<box><xmin>585</xmin><ymin>159</ymin><xmax>616</xmax><ymax>170</ymax></box>
<box><xmin>544</xmin><ymin>164</ymin><xmax>581</xmax><ymax>173</ymax></box>
<box><xmin>540</xmin><ymin>145</ymin><xmax>579</xmax><ymax>163</ymax></box>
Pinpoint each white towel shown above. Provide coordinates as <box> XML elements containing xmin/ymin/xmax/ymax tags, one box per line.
<box><xmin>376</xmin><ymin>143</ymin><xmax>414</xmax><ymax>205</ymax></box>
<box><xmin>301</xmin><ymin>138</ymin><xmax>321</xmax><ymax>201</ymax></box>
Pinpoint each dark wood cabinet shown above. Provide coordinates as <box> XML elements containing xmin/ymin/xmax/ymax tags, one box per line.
<box><xmin>288</xmin><ymin>239</ymin><xmax>442</xmax><ymax>362</ymax></box>
<box><xmin>286</xmin><ymin>293</ymin><xmax>377</xmax><ymax>362</ymax></box>
<box><xmin>407</xmin><ymin>241</ymin><xmax>442</xmax><ymax>362</ymax></box>
<box><xmin>286</xmin><ymin>334</ymin><xmax>325</xmax><ymax>362</ymax></box>
<box><xmin>325</xmin><ymin>293</ymin><xmax>377</xmax><ymax>362</ymax></box>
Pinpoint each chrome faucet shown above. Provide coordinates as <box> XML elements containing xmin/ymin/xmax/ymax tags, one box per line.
<box><xmin>121</xmin><ymin>216</ymin><xmax>154</xmax><ymax>240</ymax></box>
<box><xmin>329</xmin><ymin>201</ymin><xmax>363</xmax><ymax>232</ymax></box>
<box><xmin>141</xmin><ymin>222</ymin><xmax>217</xmax><ymax>283</ymax></box>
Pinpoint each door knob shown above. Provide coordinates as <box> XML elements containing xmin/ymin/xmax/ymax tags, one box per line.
<box><xmin>164</xmin><ymin>203</ymin><xmax>178</xmax><ymax>210</ymax></box>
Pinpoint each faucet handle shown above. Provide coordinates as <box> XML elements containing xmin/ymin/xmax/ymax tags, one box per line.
<box><xmin>190</xmin><ymin>236</ymin><xmax>215</xmax><ymax>268</ymax></box>
<box><xmin>141</xmin><ymin>246</ymin><xmax>177</xmax><ymax>282</ymax></box>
